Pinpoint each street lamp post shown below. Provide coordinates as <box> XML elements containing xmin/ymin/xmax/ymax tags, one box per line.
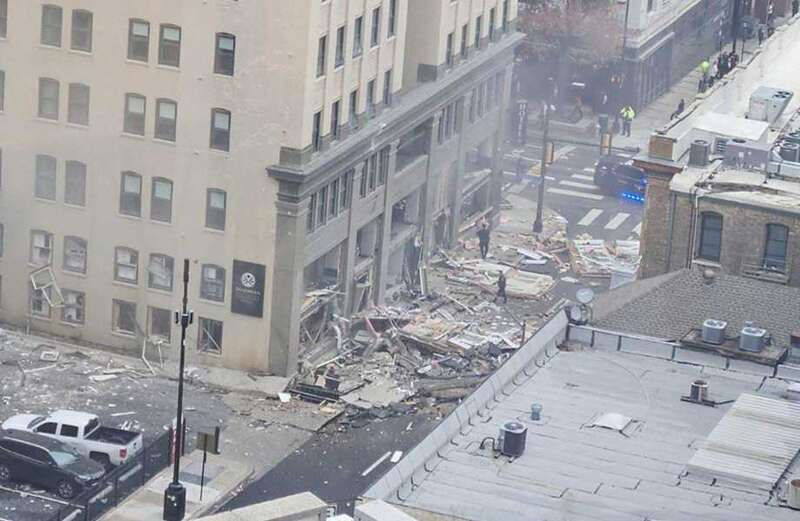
<box><xmin>163</xmin><ymin>258</ymin><xmax>193</xmax><ymax>521</ymax></box>
<box><xmin>532</xmin><ymin>79</ymin><xmax>554</xmax><ymax>234</ymax></box>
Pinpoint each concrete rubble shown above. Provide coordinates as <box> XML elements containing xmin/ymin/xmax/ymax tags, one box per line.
<box><xmin>569</xmin><ymin>234</ymin><xmax>641</xmax><ymax>279</ymax></box>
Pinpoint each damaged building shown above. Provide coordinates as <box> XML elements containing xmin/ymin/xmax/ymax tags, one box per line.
<box><xmin>0</xmin><ymin>0</ymin><xmax>522</xmax><ymax>376</ymax></box>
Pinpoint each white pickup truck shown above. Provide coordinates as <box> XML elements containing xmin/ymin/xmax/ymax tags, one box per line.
<box><xmin>1</xmin><ymin>410</ymin><xmax>143</xmax><ymax>468</ymax></box>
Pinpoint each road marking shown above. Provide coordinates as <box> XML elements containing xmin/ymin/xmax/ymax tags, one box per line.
<box><xmin>633</xmin><ymin>222</ymin><xmax>642</xmax><ymax>235</ymax></box>
<box><xmin>504</xmin><ymin>154</ymin><xmax>537</xmax><ymax>162</ymax></box>
<box><xmin>546</xmin><ymin>188</ymin><xmax>604</xmax><ymax>200</ymax></box>
<box><xmin>362</xmin><ymin>451</ymin><xmax>392</xmax><ymax>477</ymax></box>
<box><xmin>559</xmin><ymin>180</ymin><xmax>599</xmax><ymax>190</ymax></box>
<box><xmin>605</xmin><ymin>212</ymin><xmax>631</xmax><ymax>230</ymax></box>
<box><xmin>545</xmin><ymin>176</ymin><xmax>556</xmax><ymax>181</ymax></box>
<box><xmin>577</xmin><ymin>208</ymin><xmax>604</xmax><ymax>226</ymax></box>
<box><xmin>571</xmin><ymin>174</ymin><xmax>595</xmax><ymax>182</ymax></box>
<box><xmin>582</xmin><ymin>167</ymin><xmax>595</xmax><ymax>173</ymax></box>
<box><xmin>554</xmin><ymin>145</ymin><xmax>576</xmax><ymax>160</ymax></box>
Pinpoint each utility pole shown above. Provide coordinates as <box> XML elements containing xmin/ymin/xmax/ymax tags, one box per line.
<box><xmin>533</xmin><ymin>79</ymin><xmax>554</xmax><ymax>234</ymax></box>
<box><xmin>163</xmin><ymin>259</ymin><xmax>193</xmax><ymax>521</ymax></box>
<box><xmin>732</xmin><ymin>0</ymin><xmax>741</xmax><ymax>54</ymax></box>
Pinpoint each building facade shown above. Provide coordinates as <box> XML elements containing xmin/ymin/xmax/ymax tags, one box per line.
<box><xmin>621</xmin><ymin>0</ymin><xmax>732</xmax><ymax>108</ymax></box>
<box><xmin>0</xmin><ymin>0</ymin><xmax>520</xmax><ymax>376</ymax></box>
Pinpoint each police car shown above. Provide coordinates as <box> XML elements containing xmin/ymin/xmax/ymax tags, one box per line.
<box><xmin>593</xmin><ymin>154</ymin><xmax>646</xmax><ymax>202</ymax></box>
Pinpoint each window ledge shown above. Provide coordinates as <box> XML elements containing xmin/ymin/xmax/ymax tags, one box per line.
<box><xmin>156</xmin><ymin>64</ymin><xmax>181</xmax><ymax>72</ymax></box>
<box><xmin>117</xmin><ymin>212</ymin><xmax>143</xmax><ymax>221</ymax></box>
<box><xmin>111</xmin><ymin>330</ymin><xmax>137</xmax><ymax>339</ymax></box>
<box><xmin>62</xmin><ymin>270</ymin><xmax>88</xmax><ymax>278</ymax></box>
<box><xmin>693</xmin><ymin>258</ymin><xmax>721</xmax><ymax>268</ymax></box>
<box><xmin>68</xmin><ymin>49</ymin><xmax>92</xmax><ymax>57</ymax></box>
<box><xmin>212</xmin><ymin>72</ymin><xmax>235</xmax><ymax>79</ymax></box>
<box><xmin>197</xmin><ymin>350</ymin><xmax>223</xmax><ymax>358</ymax></box>
<box><xmin>208</xmin><ymin>147</ymin><xmax>231</xmax><ymax>156</ymax></box>
<box><xmin>65</xmin><ymin>122</ymin><xmax>89</xmax><ymax>130</ymax></box>
<box><xmin>38</xmin><ymin>43</ymin><xmax>62</xmax><ymax>51</ymax></box>
<box><xmin>59</xmin><ymin>320</ymin><xmax>84</xmax><ymax>328</ymax></box>
<box><xmin>121</xmin><ymin>131</ymin><xmax>146</xmax><ymax>141</ymax></box>
<box><xmin>147</xmin><ymin>287</ymin><xmax>174</xmax><ymax>296</ymax></box>
<box><xmin>198</xmin><ymin>297</ymin><xmax>226</xmax><ymax>307</ymax></box>
<box><xmin>27</xmin><ymin>314</ymin><xmax>53</xmax><ymax>323</ymax></box>
<box><xmin>150</xmin><ymin>219</ymin><xmax>173</xmax><ymax>227</ymax></box>
<box><xmin>125</xmin><ymin>58</ymin><xmax>150</xmax><ymax>67</ymax></box>
<box><xmin>63</xmin><ymin>202</ymin><xmax>86</xmax><ymax>210</ymax></box>
<box><xmin>153</xmin><ymin>138</ymin><xmax>177</xmax><ymax>146</ymax></box>
<box><xmin>112</xmin><ymin>279</ymin><xmax>139</xmax><ymax>289</ymax></box>
<box><xmin>34</xmin><ymin>197</ymin><xmax>58</xmax><ymax>204</ymax></box>
<box><xmin>36</xmin><ymin>117</ymin><xmax>60</xmax><ymax>125</ymax></box>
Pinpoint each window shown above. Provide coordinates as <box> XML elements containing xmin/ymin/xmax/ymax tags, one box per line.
<box><xmin>312</xmin><ymin>110</ymin><xmax>322</xmax><ymax>151</ymax></box>
<box><xmin>0</xmin><ymin>0</ymin><xmax>6</xmax><ymax>38</ymax></box>
<box><xmin>36</xmin><ymin>423</ymin><xmax>57</xmax><ymax>435</ymax></box>
<box><xmin>210</xmin><ymin>109</ymin><xmax>231</xmax><ymax>151</ymax></box>
<box><xmin>489</xmin><ymin>8</ymin><xmax>496</xmax><ymax>41</ymax></box>
<box><xmin>371</xmin><ymin>7</ymin><xmax>381</xmax><ymax>47</ymax></box>
<box><xmin>647</xmin><ymin>0</ymin><xmax>655</xmax><ymax>11</ymax></box>
<box><xmin>307</xmin><ymin>193</ymin><xmax>317</xmax><ymax>231</ymax></box>
<box><xmin>461</xmin><ymin>24</ymin><xmax>468</xmax><ymax>58</ymax></box>
<box><xmin>446</xmin><ymin>32</ymin><xmax>454</xmax><ymax>67</ymax></box>
<box><xmin>388</xmin><ymin>0</ymin><xmax>397</xmax><ymax>36</ymax></box>
<box><xmin>151</xmin><ymin>177</ymin><xmax>173</xmax><ymax>222</ymax></box>
<box><xmin>367</xmin><ymin>79</ymin><xmax>376</xmax><ymax>116</ymax></box>
<box><xmin>475</xmin><ymin>16</ymin><xmax>482</xmax><ymax>50</ymax></box>
<box><xmin>64</xmin><ymin>160</ymin><xmax>86</xmax><ymax>206</ymax></box>
<box><xmin>112</xmin><ymin>299</ymin><xmax>137</xmax><ymax>335</ymax></box>
<box><xmin>35</xmin><ymin>154</ymin><xmax>57</xmax><ymax>200</ymax></box>
<box><xmin>353</xmin><ymin>16</ymin><xmax>363</xmax><ymax>57</ymax></box>
<box><xmin>378</xmin><ymin>147</ymin><xmax>389</xmax><ymax>185</ymax></box>
<box><xmin>61</xmin><ymin>290</ymin><xmax>85</xmax><ymax>325</ymax></box>
<box><xmin>469</xmin><ymin>88</ymin><xmax>477</xmax><ymax>122</ymax></box>
<box><xmin>330</xmin><ymin>179</ymin><xmax>340</xmax><ymax>217</ymax></box>
<box><xmin>318</xmin><ymin>185</ymin><xmax>328</xmax><ymax>226</ymax></box>
<box><xmin>214</xmin><ymin>33</ymin><xmax>236</xmax><ymax>75</ymax></box>
<box><xmin>477</xmin><ymin>84</ymin><xmax>485</xmax><ymax>117</ymax></box>
<box><xmin>764</xmin><ymin>224</ymin><xmax>789</xmax><ymax>271</ymax></box>
<box><xmin>698</xmin><ymin>212</ymin><xmax>722</xmax><ymax>261</ymax></box>
<box><xmin>200</xmin><ymin>264</ymin><xmax>225</xmax><ymax>302</ymax></box>
<box><xmin>155</xmin><ymin>99</ymin><xmax>177</xmax><ymax>141</ymax></box>
<box><xmin>30</xmin><ymin>230</ymin><xmax>53</xmax><ymax>265</ymax></box>
<box><xmin>502</xmin><ymin>0</ymin><xmax>510</xmax><ymax>32</ymax></box>
<box><xmin>349</xmin><ymin>89</ymin><xmax>358</xmax><ymax>125</ymax></box>
<box><xmin>71</xmin><ymin>9</ymin><xmax>92</xmax><ymax>52</ymax></box>
<box><xmin>317</xmin><ymin>34</ymin><xmax>327</xmax><ymax>77</ymax></box>
<box><xmin>148</xmin><ymin>254</ymin><xmax>174</xmax><ymax>291</ymax></box>
<box><xmin>0</xmin><ymin>223</ymin><xmax>3</xmax><ymax>257</ymax></box>
<box><xmin>119</xmin><ymin>171</ymin><xmax>142</xmax><ymax>216</ymax></box>
<box><xmin>114</xmin><ymin>247</ymin><xmax>138</xmax><ymax>283</ymax></box>
<box><xmin>206</xmin><ymin>189</ymin><xmax>226</xmax><ymax>230</ymax></box>
<box><xmin>383</xmin><ymin>69</ymin><xmax>392</xmax><ymax>107</ymax></box>
<box><xmin>159</xmin><ymin>24</ymin><xmax>181</xmax><ymax>67</ymax></box>
<box><xmin>368</xmin><ymin>155</ymin><xmax>377</xmax><ymax>191</ymax></box>
<box><xmin>60</xmin><ymin>425</ymin><xmax>78</xmax><ymax>438</ymax></box>
<box><xmin>198</xmin><ymin>317</ymin><xmax>223</xmax><ymax>354</ymax></box>
<box><xmin>124</xmin><ymin>94</ymin><xmax>146</xmax><ymax>135</ymax></box>
<box><xmin>63</xmin><ymin>236</ymin><xmax>87</xmax><ymax>273</ymax></box>
<box><xmin>38</xmin><ymin>78</ymin><xmax>60</xmax><ymax>120</ymax></box>
<box><xmin>148</xmin><ymin>307</ymin><xmax>171</xmax><ymax>342</ymax></box>
<box><xmin>128</xmin><ymin>19</ymin><xmax>150</xmax><ymax>61</ymax></box>
<box><xmin>0</xmin><ymin>70</ymin><xmax>4</xmax><ymax>111</ymax></box>
<box><xmin>30</xmin><ymin>284</ymin><xmax>51</xmax><ymax>317</ymax></box>
<box><xmin>41</xmin><ymin>5</ymin><xmax>62</xmax><ymax>46</ymax></box>
<box><xmin>359</xmin><ymin>168</ymin><xmax>367</xmax><ymax>197</ymax></box>
<box><xmin>331</xmin><ymin>101</ymin><xmax>340</xmax><ymax>140</ymax></box>
<box><xmin>335</xmin><ymin>26</ymin><xmax>345</xmax><ymax>67</ymax></box>
<box><xmin>67</xmin><ymin>83</ymin><xmax>90</xmax><ymax>125</ymax></box>
<box><xmin>340</xmin><ymin>170</ymin><xmax>351</xmax><ymax>209</ymax></box>
<box><xmin>437</xmin><ymin>108</ymin><xmax>446</xmax><ymax>144</ymax></box>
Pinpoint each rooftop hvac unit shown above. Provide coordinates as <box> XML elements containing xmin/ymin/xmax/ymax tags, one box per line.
<box><xmin>714</xmin><ymin>138</ymin><xmax>728</xmax><ymax>155</ymax></box>
<box><xmin>784</xmin><ymin>130</ymin><xmax>800</xmax><ymax>146</ymax></box>
<box><xmin>723</xmin><ymin>138</ymin><xmax>771</xmax><ymax>170</ymax></box>
<box><xmin>748</xmin><ymin>87</ymin><xmax>794</xmax><ymax>124</ymax></box>
<box><xmin>739</xmin><ymin>324</ymin><xmax>767</xmax><ymax>352</ymax></box>
<box><xmin>499</xmin><ymin>421</ymin><xmax>527</xmax><ymax>458</ymax></box>
<box><xmin>689</xmin><ymin>140</ymin><xmax>710</xmax><ymax>167</ymax></box>
<box><xmin>702</xmin><ymin>319</ymin><xmax>727</xmax><ymax>345</ymax></box>
<box><xmin>780</xmin><ymin>142</ymin><xmax>800</xmax><ymax>163</ymax></box>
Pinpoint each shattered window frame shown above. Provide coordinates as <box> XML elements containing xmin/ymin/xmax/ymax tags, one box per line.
<box><xmin>114</xmin><ymin>246</ymin><xmax>139</xmax><ymax>284</ymax></box>
<box><xmin>62</xmin><ymin>236</ymin><xmax>87</xmax><ymax>274</ymax></box>
<box><xmin>200</xmin><ymin>264</ymin><xmax>226</xmax><ymax>302</ymax></box>
<box><xmin>198</xmin><ymin>317</ymin><xmax>223</xmax><ymax>354</ymax></box>
<box><xmin>148</xmin><ymin>306</ymin><xmax>172</xmax><ymax>342</ymax></box>
<box><xmin>30</xmin><ymin>284</ymin><xmax>52</xmax><ymax>318</ymax></box>
<box><xmin>112</xmin><ymin>299</ymin><xmax>137</xmax><ymax>335</ymax></box>
<box><xmin>147</xmin><ymin>253</ymin><xmax>174</xmax><ymax>292</ymax></box>
<box><xmin>61</xmin><ymin>289</ymin><xmax>85</xmax><ymax>325</ymax></box>
<box><xmin>29</xmin><ymin>229</ymin><xmax>53</xmax><ymax>266</ymax></box>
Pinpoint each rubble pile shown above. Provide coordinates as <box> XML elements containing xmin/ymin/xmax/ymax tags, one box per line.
<box><xmin>569</xmin><ymin>235</ymin><xmax>641</xmax><ymax>278</ymax></box>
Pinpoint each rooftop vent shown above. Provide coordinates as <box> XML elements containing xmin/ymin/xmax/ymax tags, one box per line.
<box><xmin>788</xmin><ymin>478</ymin><xmax>800</xmax><ymax>509</ymax></box>
<box><xmin>780</xmin><ymin>141</ymin><xmax>800</xmax><ymax>163</ymax></box>
<box><xmin>739</xmin><ymin>323</ymin><xmax>767</xmax><ymax>352</ymax></box>
<box><xmin>702</xmin><ymin>319</ymin><xmax>727</xmax><ymax>345</ymax></box>
<box><xmin>499</xmin><ymin>421</ymin><xmax>527</xmax><ymax>458</ymax></box>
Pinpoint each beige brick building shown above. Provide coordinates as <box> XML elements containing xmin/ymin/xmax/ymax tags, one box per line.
<box><xmin>0</xmin><ymin>0</ymin><xmax>521</xmax><ymax>376</ymax></box>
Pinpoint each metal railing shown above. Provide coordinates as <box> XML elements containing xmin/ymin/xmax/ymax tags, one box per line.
<box><xmin>46</xmin><ymin>428</ymin><xmax>174</xmax><ymax>521</ymax></box>
<box><xmin>741</xmin><ymin>254</ymin><xmax>791</xmax><ymax>284</ymax></box>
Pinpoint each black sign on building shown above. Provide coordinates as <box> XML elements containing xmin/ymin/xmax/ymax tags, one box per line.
<box><xmin>515</xmin><ymin>99</ymin><xmax>529</xmax><ymax>146</ymax></box>
<box><xmin>231</xmin><ymin>260</ymin><xmax>266</xmax><ymax>317</ymax></box>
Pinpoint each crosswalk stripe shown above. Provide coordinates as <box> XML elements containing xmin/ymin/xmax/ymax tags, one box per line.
<box><xmin>546</xmin><ymin>188</ymin><xmax>604</xmax><ymax>200</ymax></box>
<box><xmin>578</xmin><ymin>209</ymin><xmax>604</xmax><ymax>226</ymax></box>
<box><xmin>582</xmin><ymin>167</ymin><xmax>595</xmax><ymax>173</ymax></box>
<box><xmin>605</xmin><ymin>212</ymin><xmax>630</xmax><ymax>230</ymax></box>
<box><xmin>559</xmin><ymin>180</ymin><xmax>599</xmax><ymax>190</ymax></box>
<box><xmin>633</xmin><ymin>222</ymin><xmax>642</xmax><ymax>235</ymax></box>
<box><xmin>571</xmin><ymin>174</ymin><xmax>595</xmax><ymax>182</ymax></box>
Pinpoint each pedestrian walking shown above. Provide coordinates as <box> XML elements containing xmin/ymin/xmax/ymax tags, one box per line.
<box><xmin>758</xmin><ymin>25</ymin><xmax>765</xmax><ymax>45</ymax></box>
<box><xmin>494</xmin><ymin>271</ymin><xmax>508</xmax><ymax>304</ymax></box>
<box><xmin>477</xmin><ymin>218</ymin><xmax>491</xmax><ymax>259</ymax></box>
<box><xmin>670</xmin><ymin>98</ymin><xmax>685</xmax><ymax>120</ymax></box>
<box><xmin>620</xmin><ymin>105</ymin><xmax>635</xmax><ymax>137</ymax></box>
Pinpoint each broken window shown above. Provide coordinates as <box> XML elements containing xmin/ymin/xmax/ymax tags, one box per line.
<box><xmin>200</xmin><ymin>264</ymin><xmax>225</xmax><ymax>302</ymax></box>
<box><xmin>119</xmin><ymin>171</ymin><xmax>142</xmax><ymax>216</ymax></box>
<box><xmin>64</xmin><ymin>160</ymin><xmax>86</xmax><ymax>206</ymax></box>
<box><xmin>148</xmin><ymin>253</ymin><xmax>174</xmax><ymax>291</ymax></box>
<box><xmin>30</xmin><ymin>266</ymin><xmax>64</xmax><ymax>309</ymax></box>
<box><xmin>30</xmin><ymin>230</ymin><xmax>53</xmax><ymax>266</ymax></box>
<box><xmin>61</xmin><ymin>289</ymin><xmax>85</xmax><ymax>324</ymax></box>
<box><xmin>30</xmin><ymin>284</ymin><xmax>51</xmax><ymax>318</ymax></box>
<box><xmin>198</xmin><ymin>317</ymin><xmax>223</xmax><ymax>354</ymax></box>
<box><xmin>114</xmin><ymin>246</ymin><xmax>138</xmax><ymax>284</ymax></box>
<box><xmin>63</xmin><ymin>236</ymin><xmax>87</xmax><ymax>274</ymax></box>
<box><xmin>148</xmin><ymin>306</ymin><xmax>171</xmax><ymax>342</ymax></box>
<box><xmin>112</xmin><ymin>299</ymin><xmax>137</xmax><ymax>335</ymax></box>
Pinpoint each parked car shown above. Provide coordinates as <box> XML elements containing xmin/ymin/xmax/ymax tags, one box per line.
<box><xmin>0</xmin><ymin>429</ymin><xmax>105</xmax><ymax>499</ymax></box>
<box><xmin>2</xmin><ymin>410</ymin><xmax>143</xmax><ymax>469</ymax></box>
<box><xmin>593</xmin><ymin>154</ymin><xmax>647</xmax><ymax>201</ymax></box>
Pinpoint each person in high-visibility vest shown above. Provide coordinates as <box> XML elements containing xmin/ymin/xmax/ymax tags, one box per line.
<box><xmin>620</xmin><ymin>106</ymin><xmax>635</xmax><ymax>137</ymax></box>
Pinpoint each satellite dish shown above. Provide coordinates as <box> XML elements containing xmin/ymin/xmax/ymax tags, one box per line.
<box><xmin>576</xmin><ymin>288</ymin><xmax>595</xmax><ymax>305</ymax></box>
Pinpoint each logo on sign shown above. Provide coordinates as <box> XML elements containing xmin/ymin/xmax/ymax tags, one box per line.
<box><xmin>240</xmin><ymin>272</ymin><xmax>256</xmax><ymax>289</ymax></box>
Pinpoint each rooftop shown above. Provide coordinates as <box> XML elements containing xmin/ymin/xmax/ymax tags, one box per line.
<box><xmin>593</xmin><ymin>268</ymin><xmax>800</xmax><ymax>350</ymax></box>
<box><xmin>378</xmin><ymin>347</ymin><xmax>800</xmax><ymax>521</ymax></box>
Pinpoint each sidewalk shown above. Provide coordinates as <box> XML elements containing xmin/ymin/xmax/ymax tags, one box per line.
<box><xmin>104</xmin><ymin>450</ymin><xmax>253</xmax><ymax>521</ymax></box>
